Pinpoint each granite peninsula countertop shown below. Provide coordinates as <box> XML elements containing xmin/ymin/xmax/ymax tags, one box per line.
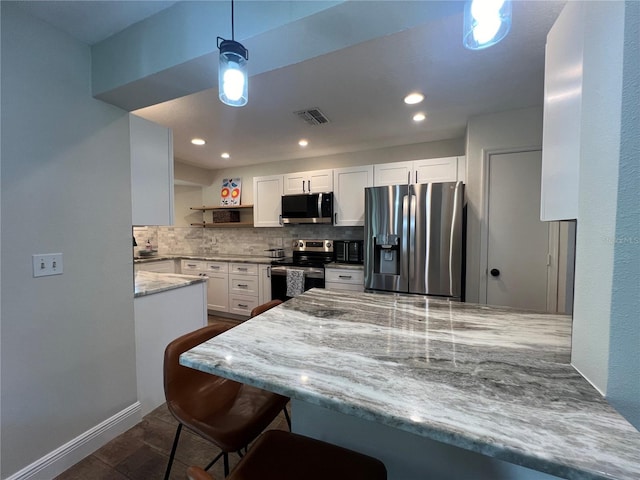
<box><xmin>181</xmin><ymin>289</ymin><xmax>640</xmax><ymax>480</ymax></box>
<box><xmin>134</xmin><ymin>270</ymin><xmax>207</xmax><ymax>298</ymax></box>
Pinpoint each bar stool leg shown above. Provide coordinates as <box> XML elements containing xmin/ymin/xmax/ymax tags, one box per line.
<box><xmin>164</xmin><ymin>423</ymin><xmax>183</xmax><ymax>480</ymax></box>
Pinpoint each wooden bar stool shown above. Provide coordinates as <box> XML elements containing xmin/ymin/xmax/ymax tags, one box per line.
<box><xmin>187</xmin><ymin>429</ymin><xmax>387</xmax><ymax>480</ymax></box>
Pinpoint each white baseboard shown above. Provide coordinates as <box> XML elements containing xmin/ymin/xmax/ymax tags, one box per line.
<box><xmin>6</xmin><ymin>402</ymin><xmax>142</xmax><ymax>480</ymax></box>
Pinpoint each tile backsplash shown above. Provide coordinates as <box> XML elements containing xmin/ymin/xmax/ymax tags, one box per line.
<box><xmin>134</xmin><ymin>225</ymin><xmax>363</xmax><ymax>257</ymax></box>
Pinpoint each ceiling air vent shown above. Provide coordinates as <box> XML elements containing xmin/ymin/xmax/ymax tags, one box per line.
<box><xmin>294</xmin><ymin>108</ymin><xmax>330</xmax><ymax>126</ymax></box>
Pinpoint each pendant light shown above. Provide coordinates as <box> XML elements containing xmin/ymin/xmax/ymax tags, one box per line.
<box><xmin>463</xmin><ymin>0</ymin><xmax>512</xmax><ymax>50</ymax></box>
<box><xmin>217</xmin><ymin>0</ymin><xmax>248</xmax><ymax>107</ymax></box>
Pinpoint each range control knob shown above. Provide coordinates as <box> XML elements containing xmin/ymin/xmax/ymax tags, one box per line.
<box><xmin>326</xmin><ymin>242</ymin><xmax>332</xmax><ymax>248</ymax></box>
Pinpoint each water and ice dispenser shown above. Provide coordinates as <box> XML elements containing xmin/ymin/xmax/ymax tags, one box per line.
<box><xmin>373</xmin><ymin>234</ymin><xmax>401</xmax><ymax>275</ymax></box>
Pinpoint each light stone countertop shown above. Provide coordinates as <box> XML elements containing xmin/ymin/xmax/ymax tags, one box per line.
<box><xmin>134</xmin><ymin>270</ymin><xmax>207</xmax><ymax>298</ymax></box>
<box><xmin>134</xmin><ymin>254</ymin><xmax>274</xmax><ymax>265</ymax></box>
<box><xmin>325</xmin><ymin>262</ymin><xmax>364</xmax><ymax>270</ymax></box>
<box><xmin>180</xmin><ymin>288</ymin><xmax>640</xmax><ymax>480</ymax></box>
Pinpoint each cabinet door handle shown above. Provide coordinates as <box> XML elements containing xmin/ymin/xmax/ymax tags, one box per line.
<box><xmin>334</xmin><ymin>212</ymin><xmax>337</xmax><ymax>224</ymax></box>
<box><xmin>238</xmin><ymin>303</ymin><xmax>248</xmax><ymax>308</ymax></box>
<box><xmin>302</xmin><ymin>180</ymin><xmax>305</xmax><ymax>193</ymax></box>
<box><xmin>338</xmin><ymin>275</ymin><xmax>352</xmax><ymax>279</ymax></box>
<box><xmin>187</xmin><ymin>263</ymin><xmax>197</xmax><ymax>268</ymax></box>
<box><xmin>407</xmin><ymin>171</ymin><xmax>410</xmax><ymax>184</ymax></box>
<box><xmin>307</xmin><ymin>180</ymin><xmax>310</xmax><ymax>192</ymax></box>
<box><xmin>267</xmin><ymin>266</ymin><xmax>271</xmax><ymax>278</ymax></box>
<box><xmin>237</xmin><ymin>284</ymin><xmax>248</xmax><ymax>288</ymax></box>
<box><xmin>209</xmin><ymin>266</ymin><xmax>220</xmax><ymax>270</ymax></box>
<box><xmin>415</xmin><ymin>171</ymin><xmax>418</xmax><ymax>184</ymax></box>
<box><xmin>238</xmin><ymin>267</ymin><xmax>248</xmax><ymax>272</ymax></box>
<box><xmin>279</xmin><ymin>214</ymin><xmax>283</xmax><ymax>226</ymax></box>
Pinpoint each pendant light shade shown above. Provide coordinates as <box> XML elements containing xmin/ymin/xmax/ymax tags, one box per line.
<box><xmin>217</xmin><ymin>38</ymin><xmax>248</xmax><ymax>107</ymax></box>
<box><xmin>463</xmin><ymin>0</ymin><xmax>512</xmax><ymax>50</ymax></box>
<box><xmin>217</xmin><ymin>0</ymin><xmax>248</xmax><ymax>107</ymax></box>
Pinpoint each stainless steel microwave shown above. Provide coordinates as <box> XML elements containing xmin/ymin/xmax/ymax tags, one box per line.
<box><xmin>281</xmin><ymin>193</ymin><xmax>333</xmax><ymax>224</ymax></box>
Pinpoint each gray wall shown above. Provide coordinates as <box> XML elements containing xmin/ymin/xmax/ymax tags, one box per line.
<box><xmin>464</xmin><ymin>107</ymin><xmax>544</xmax><ymax>303</ymax></box>
<box><xmin>1</xmin><ymin>4</ymin><xmax>137</xmax><ymax>477</ymax></box>
<box><xmin>607</xmin><ymin>0</ymin><xmax>639</xmax><ymax>428</ymax></box>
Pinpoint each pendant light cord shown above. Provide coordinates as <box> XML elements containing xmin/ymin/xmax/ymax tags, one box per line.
<box><xmin>231</xmin><ymin>0</ymin><xmax>235</xmax><ymax>40</ymax></box>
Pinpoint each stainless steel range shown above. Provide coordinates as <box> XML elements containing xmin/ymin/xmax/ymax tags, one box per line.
<box><xmin>270</xmin><ymin>239</ymin><xmax>333</xmax><ymax>301</ymax></box>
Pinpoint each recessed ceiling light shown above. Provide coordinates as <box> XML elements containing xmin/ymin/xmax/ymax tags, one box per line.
<box><xmin>191</xmin><ymin>138</ymin><xmax>206</xmax><ymax>145</ymax></box>
<box><xmin>413</xmin><ymin>113</ymin><xmax>426</xmax><ymax>122</ymax></box>
<box><xmin>404</xmin><ymin>93</ymin><xmax>424</xmax><ymax>105</ymax></box>
<box><xmin>221</xmin><ymin>152</ymin><xmax>230</xmax><ymax>159</ymax></box>
<box><xmin>298</xmin><ymin>139</ymin><xmax>309</xmax><ymax>147</ymax></box>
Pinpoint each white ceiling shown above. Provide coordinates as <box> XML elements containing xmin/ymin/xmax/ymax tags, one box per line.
<box><xmin>17</xmin><ymin>0</ymin><xmax>565</xmax><ymax>171</ymax></box>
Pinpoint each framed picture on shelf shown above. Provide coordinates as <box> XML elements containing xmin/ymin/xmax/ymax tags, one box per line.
<box><xmin>220</xmin><ymin>178</ymin><xmax>241</xmax><ymax>206</ymax></box>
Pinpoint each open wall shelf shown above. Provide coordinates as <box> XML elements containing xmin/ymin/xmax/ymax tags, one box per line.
<box><xmin>190</xmin><ymin>205</ymin><xmax>254</xmax><ymax>228</ymax></box>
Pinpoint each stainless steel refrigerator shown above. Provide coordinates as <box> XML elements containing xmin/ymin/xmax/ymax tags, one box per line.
<box><xmin>364</xmin><ymin>181</ymin><xmax>465</xmax><ymax>299</ymax></box>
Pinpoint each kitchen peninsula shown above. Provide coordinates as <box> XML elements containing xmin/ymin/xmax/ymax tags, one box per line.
<box><xmin>180</xmin><ymin>289</ymin><xmax>640</xmax><ymax>480</ymax></box>
<box><xmin>134</xmin><ymin>271</ymin><xmax>208</xmax><ymax>415</ymax></box>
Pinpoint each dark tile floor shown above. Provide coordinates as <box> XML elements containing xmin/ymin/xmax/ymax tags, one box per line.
<box><xmin>56</xmin><ymin>315</ymin><xmax>287</xmax><ymax>480</ymax></box>
<box><xmin>55</xmin><ymin>403</ymin><xmax>290</xmax><ymax>480</ymax></box>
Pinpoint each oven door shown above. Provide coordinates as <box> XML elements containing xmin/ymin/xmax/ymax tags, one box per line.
<box><xmin>270</xmin><ymin>266</ymin><xmax>325</xmax><ymax>301</ymax></box>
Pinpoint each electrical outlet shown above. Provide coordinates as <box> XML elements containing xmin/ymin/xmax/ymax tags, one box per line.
<box><xmin>32</xmin><ymin>253</ymin><xmax>63</xmax><ymax>278</ymax></box>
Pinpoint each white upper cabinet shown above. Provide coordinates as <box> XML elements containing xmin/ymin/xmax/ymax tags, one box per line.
<box><xmin>373</xmin><ymin>161</ymin><xmax>413</xmax><ymax>186</ymax></box>
<box><xmin>130</xmin><ymin>114</ymin><xmax>174</xmax><ymax>226</ymax></box>
<box><xmin>283</xmin><ymin>169</ymin><xmax>333</xmax><ymax>195</ymax></box>
<box><xmin>333</xmin><ymin>165</ymin><xmax>374</xmax><ymax>226</ymax></box>
<box><xmin>414</xmin><ymin>157</ymin><xmax>459</xmax><ymax>184</ymax></box>
<box><xmin>253</xmin><ymin>174</ymin><xmax>283</xmax><ymax>227</ymax></box>
<box><xmin>540</xmin><ymin>2</ymin><xmax>583</xmax><ymax>221</ymax></box>
<box><xmin>374</xmin><ymin>157</ymin><xmax>464</xmax><ymax>186</ymax></box>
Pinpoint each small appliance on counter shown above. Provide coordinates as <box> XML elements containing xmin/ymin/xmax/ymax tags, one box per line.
<box><xmin>333</xmin><ymin>240</ymin><xmax>364</xmax><ymax>264</ymax></box>
<box><xmin>264</xmin><ymin>248</ymin><xmax>285</xmax><ymax>258</ymax></box>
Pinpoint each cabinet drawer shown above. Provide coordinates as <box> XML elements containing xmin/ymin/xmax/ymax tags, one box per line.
<box><xmin>205</xmin><ymin>261</ymin><xmax>229</xmax><ymax>274</ymax></box>
<box><xmin>229</xmin><ymin>275</ymin><xmax>259</xmax><ymax>297</ymax></box>
<box><xmin>229</xmin><ymin>295</ymin><xmax>259</xmax><ymax>316</ymax></box>
<box><xmin>325</xmin><ymin>282</ymin><xmax>365</xmax><ymax>292</ymax></box>
<box><xmin>230</xmin><ymin>263</ymin><xmax>258</xmax><ymax>275</ymax></box>
<box><xmin>181</xmin><ymin>260</ymin><xmax>205</xmax><ymax>273</ymax></box>
<box><xmin>325</xmin><ymin>268</ymin><xmax>364</xmax><ymax>284</ymax></box>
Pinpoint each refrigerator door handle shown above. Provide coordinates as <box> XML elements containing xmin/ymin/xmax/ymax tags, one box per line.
<box><xmin>408</xmin><ymin>192</ymin><xmax>417</xmax><ymax>288</ymax></box>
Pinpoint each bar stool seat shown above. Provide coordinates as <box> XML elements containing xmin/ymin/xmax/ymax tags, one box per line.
<box><xmin>187</xmin><ymin>429</ymin><xmax>387</xmax><ymax>480</ymax></box>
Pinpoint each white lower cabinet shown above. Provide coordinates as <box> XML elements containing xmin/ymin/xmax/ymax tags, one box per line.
<box><xmin>180</xmin><ymin>260</ymin><xmax>229</xmax><ymax>313</ymax></box>
<box><xmin>134</xmin><ymin>281</ymin><xmax>207</xmax><ymax>416</ymax></box>
<box><xmin>259</xmin><ymin>265</ymin><xmax>272</xmax><ymax>305</ymax></box>
<box><xmin>228</xmin><ymin>263</ymin><xmax>259</xmax><ymax>316</ymax></box>
<box><xmin>180</xmin><ymin>260</ymin><xmax>271</xmax><ymax>317</ymax></box>
<box><xmin>325</xmin><ymin>267</ymin><xmax>365</xmax><ymax>292</ymax></box>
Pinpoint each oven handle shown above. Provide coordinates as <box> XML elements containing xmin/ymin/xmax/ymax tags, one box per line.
<box><xmin>270</xmin><ymin>266</ymin><xmax>325</xmax><ymax>279</ymax></box>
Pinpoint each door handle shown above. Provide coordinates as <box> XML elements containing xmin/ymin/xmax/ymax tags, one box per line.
<box><xmin>307</xmin><ymin>180</ymin><xmax>310</xmax><ymax>192</ymax></box>
<box><xmin>490</xmin><ymin>268</ymin><xmax>500</xmax><ymax>277</ymax></box>
<box><xmin>334</xmin><ymin>213</ymin><xmax>337</xmax><ymax>224</ymax></box>
<box><xmin>302</xmin><ymin>180</ymin><xmax>305</xmax><ymax>193</ymax></box>
<box><xmin>415</xmin><ymin>171</ymin><xmax>418</xmax><ymax>184</ymax></box>
<box><xmin>279</xmin><ymin>214</ymin><xmax>282</xmax><ymax>225</ymax></box>
<box><xmin>338</xmin><ymin>275</ymin><xmax>352</xmax><ymax>279</ymax></box>
<box><xmin>267</xmin><ymin>266</ymin><xmax>271</xmax><ymax>278</ymax></box>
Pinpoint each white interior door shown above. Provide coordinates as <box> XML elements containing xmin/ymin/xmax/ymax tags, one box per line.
<box><xmin>485</xmin><ymin>150</ymin><xmax>554</xmax><ymax>311</ymax></box>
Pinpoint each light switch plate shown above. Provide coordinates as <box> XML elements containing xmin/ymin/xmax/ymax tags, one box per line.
<box><xmin>32</xmin><ymin>253</ymin><xmax>63</xmax><ymax>277</ymax></box>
